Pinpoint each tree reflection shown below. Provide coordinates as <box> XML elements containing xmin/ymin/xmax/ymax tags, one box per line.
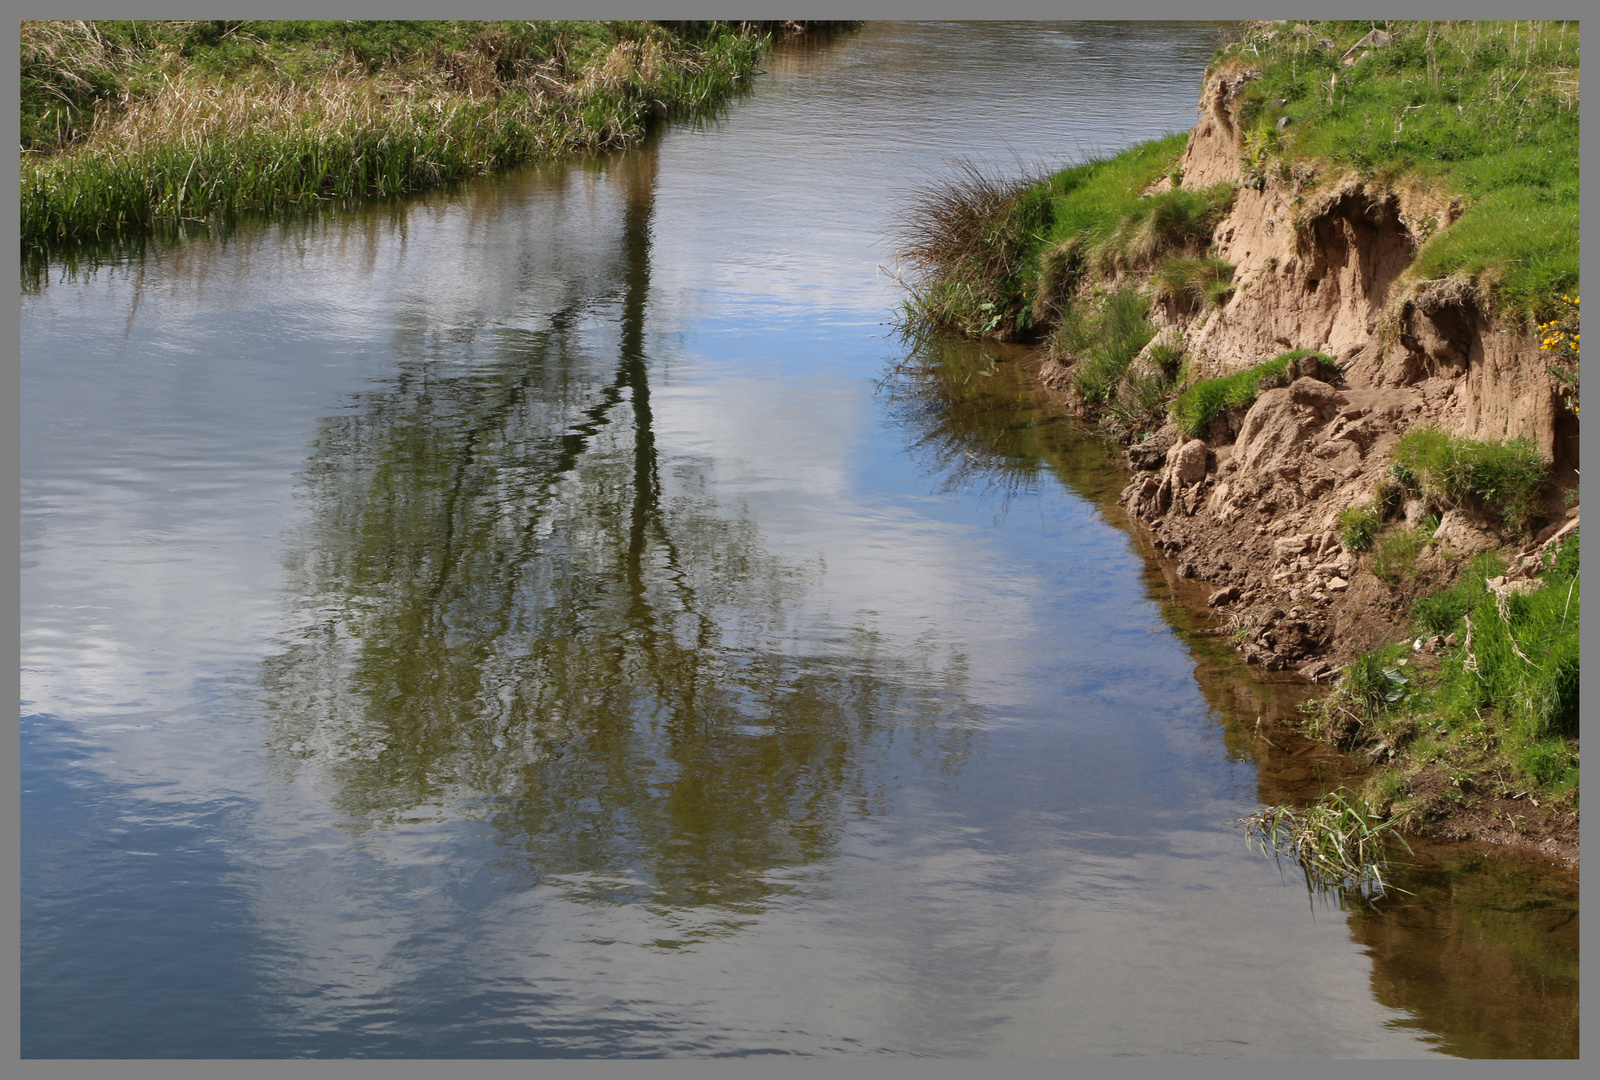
<box><xmin>879</xmin><ymin>335</ymin><xmax>1135</xmax><ymax>513</ymax></box>
<box><xmin>261</xmin><ymin>147</ymin><xmax>979</xmax><ymax>923</ymax></box>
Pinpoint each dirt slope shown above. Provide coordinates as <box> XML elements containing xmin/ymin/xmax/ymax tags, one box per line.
<box><xmin>1080</xmin><ymin>67</ymin><xmax>1580</xmax><ymax>681</ymax></box>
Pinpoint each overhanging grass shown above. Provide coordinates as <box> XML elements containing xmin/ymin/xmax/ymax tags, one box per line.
<box><xmin>21</xmin><ymin>20</ymin><xmax>776</xmax><ymax>245</ymax></box>
<box><xmin>1217</xmin><ymin>20</ymin><xmax>1579</xmax><ymax>322</ymax></box>
<box><xmin>1390</xmin><ymin>426</ymin><xmax>1549</xmax><ymax>535</ymax></box>
<box><xmin>1151</xmin><ymin>255</ymin><xmax>1236</xmax><ymax>311</ymax></box>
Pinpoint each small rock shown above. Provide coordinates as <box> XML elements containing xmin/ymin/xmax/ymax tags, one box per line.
<box><xmin>1326</xmin><ymin>577</ymin><xmax>1349</xmax><ymax>592</ymax></box>
<box><xmin>1288</xmin><ymin>377</ymin><xmax>1345</xmax><ymax>416</ymax></box>
<box><xmin>1444</xmin><ymin>632</ymin><xmax>1458</xmax><ymax>647</ymax></box>
<box><xmin>1272</xmin><ymin>534</ymin><xmax>1312</xmax><ymax>561</ymax></box>
<box><xmin>1299</xmin><ymin>660</ymin><xmax>1333</xmax><ymax>681</ymax></box>
<box><xmin>1170</xmin><ymin>438</ymin><xmax>1209</xmax><ymax>486</ymax></box>
<box><xmin>1207</xmin><ymin>585</ymin><xmax>1241</xmax><ymax>607</ymax></box>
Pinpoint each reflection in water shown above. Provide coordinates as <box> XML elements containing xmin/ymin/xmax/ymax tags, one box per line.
<box><xmin>883</xmin><ymin>333</ymin><xmax>1579</xmax><ymax>1060</ymax></box>
<box><xmin>261</xmin><ymin>148</ymin><xmax>980</xmax><ymax>924</ymax></box>
<box><xmin>1357</xmin><ymin>850</ymin><xmax>1579</xmax><ymax>1059</ymax></box>
<box><xmin>23</xmin><ymin>22</ymin><xmax>1575</xmax><ymax>1058</ymax></box>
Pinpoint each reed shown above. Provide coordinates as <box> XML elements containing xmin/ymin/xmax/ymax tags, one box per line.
<box><xmin>1241</xmin><ymin>786</ymin><xmax>1412</xmax><ymax>899</ymax></box>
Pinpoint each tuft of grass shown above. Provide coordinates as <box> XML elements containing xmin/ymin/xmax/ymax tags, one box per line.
<box><xmin>1372</xmin><ymin>525</ymin><xmax>1427</xmax><ymax>589</ymax></box>
<box><xmin>1306</xmin><ymin>535</ymin><xmax>1579</xmax><ymax>804</ymax></box>
<box><xmin>1090</xmin><ymin>182</ymin><xmax>1237</xmax><ymax>274</ymax></box>
<box><xmin>1053</xmin><ymin>287</ymin><xmax>1158</xmax><ymax>407</ymax></box>
<box><xmin>1170</xmin><ymin>349</ymin><xmax>1327</xmax><ymax>439</ymax></box>
<box><xmin>1338</xmin><ymin>503</ymin><xmax>1386</xmax><ymax>552</ymax></box>
<box><xmin>1241</xmin><ymin>786</ymin><xmax>1413</xmax><ymax>900</ymax></box>
<box><xmin>1216</xmin><ymin>20</ymin><xmax>1579</xmax><ymax>322</ymax></box>
<box><xmin>1151</xmin><ymin>255</ymin><xmax>1236</xmax><ymax>311</ymax></box>
<box><xmin>1391</xmin><ymin>426</ymin><xmax>1549</xmax><ymax>535</ymax></box>
<box><xmin>892</xmin><ymin>160</ymin><xmax>1053</xmax><ymax>340</ymax></box>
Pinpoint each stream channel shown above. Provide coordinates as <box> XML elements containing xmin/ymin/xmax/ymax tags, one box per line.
<box><xmin>21</xmin><ymin>22</ymin><xmax>1577</xmax><ymax>1058</ymax></box>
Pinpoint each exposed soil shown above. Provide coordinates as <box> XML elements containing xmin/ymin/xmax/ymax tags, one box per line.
<box><xmin>1034</xmin><ymin>65</ymin><xmax>1580</xmax><ymax>866</ymax></box>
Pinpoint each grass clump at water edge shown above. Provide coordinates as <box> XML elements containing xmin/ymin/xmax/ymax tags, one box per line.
<box><xmin>1240</xmin><ymin>786</ymin><xmax>1413</xmax><ymax>902</ymax></box>
<box><xmin>1307</xmin><ymin>535</ymin><xmax>1579</xmax><ymax>820</ymax></box>
<box><xmin>21</xmin><ymin>20</ymin><xmax>788</xmax><ymax>246</ymax></box>
<box><xmin>890</xmin><ymin>159</ymin><xmax>1055</xmax><ymax>342</ymax></box>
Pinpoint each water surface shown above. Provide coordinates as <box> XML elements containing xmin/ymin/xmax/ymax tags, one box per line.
<box><xmin>22</xmin><ymin>22</ymin><xmax>1576</xmax><ymax>1058</ymax></box>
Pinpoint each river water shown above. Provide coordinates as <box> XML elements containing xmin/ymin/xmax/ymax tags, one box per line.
<box><xmin>21</xmin><ymin>22</ymin><xmax>1576</xmax><ymax>1058</ymax></box>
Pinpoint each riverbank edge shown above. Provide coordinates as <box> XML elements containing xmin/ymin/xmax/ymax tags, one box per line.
<box><xmin>894</xmin><ymin>22</ymin><xmax>1578</xmax><ymax>865</ymax></box>
<box><xmin>20</xmin><ymin>20</ymin><xmax>855</xmax><ymax>248</ymax></box>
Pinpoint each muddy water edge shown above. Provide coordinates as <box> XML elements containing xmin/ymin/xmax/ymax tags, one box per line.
<box><xmin>897</xmin><ymin>338</ymin><xmax>1578</xmax><ymax>1058</ymax></box>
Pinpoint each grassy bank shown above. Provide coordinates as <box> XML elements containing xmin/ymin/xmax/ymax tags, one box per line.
<box><xmin>1307</xmin><ymin>426</ymin><xmax>1576</xmax><ymax>827</ymax></box>
<box><xmin>892</xmin><ymin>20</ymin><xmax>1579</xmax><ymax>424</ymax></box>
<box><xmin>21</xmin><ymin>20</ymin><xmax>823</xmax><ymax>246</ymax></box>
<box><xmin>1220</xmin><ymin>20</ymin><xmax>1579</xmax><ymax>324</ymax></box>
<box><xmin>1308</xmin><ymin>532</ymin><xmax>1579</xmax><ymax>825</ymax></box>
<box><xmin>889</xmin><ymin>21</ymin><xmax>1579</xmax><ymax>855</ymax></box>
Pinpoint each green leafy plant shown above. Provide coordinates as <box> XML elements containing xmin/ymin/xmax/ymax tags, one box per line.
<box><xmin>1536</xmin><ymin>293</ymin><xmax>1579</xmax><ymax>415</ymax></box>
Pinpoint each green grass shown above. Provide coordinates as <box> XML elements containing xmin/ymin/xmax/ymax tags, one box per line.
<box><xmin>1087</xmin><ymin>182</ymin><xmax>1236</xmax><ymax>275</ymax></box>
<box><xmin>1337</xmin><ymin>503</ymin><xmax>1386</xmax><ymax>551</ymax></box>
<box><xmin>1308</xmin><ymin>535</ymin><xmax>1579</xmax><ymax>807</ymax></box>
<box><xmin>1241</xmin><ymin>786</ymin><xmax>1413</xmax><ymax>899</ymax></box>
<box><xmin>1171</xmin><ymin>350</ymin><xmax>1326</xmax><ymax>438</ymax></box>
<box><xmin>888</xmin><ymin>21</ymin><xmax>1578</xmax><ymax>442</ymax></box>
<box><xmin>1372</xmin><ymin>525</ymin><xmax>1427</xmax><ymax>588</ymax></box>
<box><xmin>21</xmin><ymin>20</ymin><xmax>779</xmax><ymax>245</ymax></box>
<box><xmin>1390</xmin><ymin>426</ymin><xmax>1549</xmax><ymax>535</ymax></box>
<box><xmin>1053</xmin><ymin>287</ymin><xmax>1159</xmax><ymax>408</ymax></box>
<box><xmin>1151</xmin><ymin>255</ymin><xmax>1236</xmax><ymax>311</ymax></box>
<box><xmin>1217</xmin><ymin>20</ymin><xmax>1579</xmax><ymax>323</ymax></box>
<box><xmin>892</xmin><ymin>160</ymin><xmax>1054</xmax><ymax>340</ymax></box>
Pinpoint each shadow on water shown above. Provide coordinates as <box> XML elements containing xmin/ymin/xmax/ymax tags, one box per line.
<box><xmin>880</xmin><ymin>335</ymin><xmax>1579</xmax><ymax>1060</ymax></box>
<box><xmin>257</xmin><ymin>145</ymin><xmax>982</xmax><ymax>930</ymax></box>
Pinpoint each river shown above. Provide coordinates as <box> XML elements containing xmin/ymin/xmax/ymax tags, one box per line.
<box><xmin>20</xmin><ymin>22</ymin><xmax>1576</xmax><ymax>1058</ymax></box>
